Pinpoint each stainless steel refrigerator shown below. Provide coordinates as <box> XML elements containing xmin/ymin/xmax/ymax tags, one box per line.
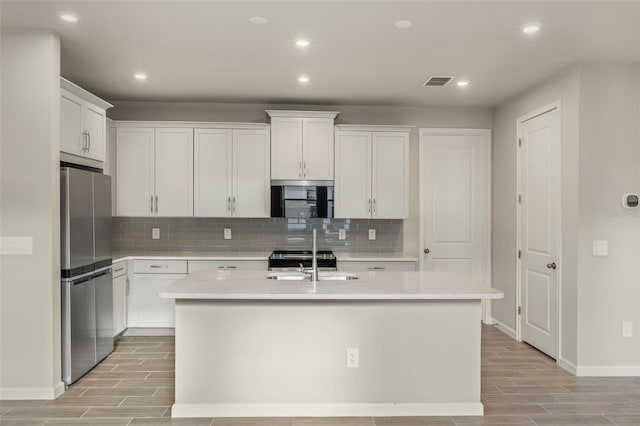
<box><xmin>61</xmin><ymin>167</ymin><xmax>113</xmax><ymax>386</ymax></box>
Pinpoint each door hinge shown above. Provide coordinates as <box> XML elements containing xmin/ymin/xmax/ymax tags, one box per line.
<box><xmin>518</xmin><ymin>138</ymin><xmax>522</xmax><ymax>147</ymax></box>
<box><xmin>518</xmin><ymin>306</ymin><xmax>521</xmax><ymax>315</ymax></box>
<box><xmin>518</xmin><ymin>194</ymin><xmax>522</xmax><ymax>204</ymax></box>
<box><xmin>518</xmin><ymin>250</ymin><xmax>521</xmax><ymax>259</ymax></box>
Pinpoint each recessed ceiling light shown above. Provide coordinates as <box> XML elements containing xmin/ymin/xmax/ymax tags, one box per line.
<box><xmin>456</xmin><ymin>79</ymin><xmax>471</xmax><ymax>87</ymax></box>
<box><xmin>298</xmin><ymin>76</ymin><xmax>310</xmax><ymax>84</ymax></box>
<box><xmin>295</xmin><ymin>39</ymin><xmax>310</xmax><ymax>48</ymax></box>
<box><xmin>521</xmin><ymin>23</ymin><xmax>541</xmax><ymax>34</ymax></box>
<box><xmin>394</xmin><ymin>20</ymin><xmax>412</xmax><ymax>29</ymax></box>
<box><xmin>249</xmin><ymin>16</ymin><xmax>268</xmax><ymax>25</ymax></box>
<box><xmin>59</xmin><ymin>13</ymin><xmax>78</xmax><ymax>23</ymax></box>
<box><xmin>134</xmin><ymin>73</ymin><xmax>147</xmax><ymax>81</ymax></box>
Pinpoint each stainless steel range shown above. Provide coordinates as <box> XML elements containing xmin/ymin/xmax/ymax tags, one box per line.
<box><xmin>268</xmin><ymin>250</ymin><xmax>337</xmax><ymax>272</ymax></box>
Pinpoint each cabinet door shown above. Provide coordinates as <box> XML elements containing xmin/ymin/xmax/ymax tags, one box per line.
<box><xmin>302</xmin><ymin>117</ymin><xmax>334</xmax><ymax>180</ymax></box>
<box><xmin>233</xmin><ymin>129</ymin><xmax>270</xmax><ymax>217</ymax></box>
<box><xmin>194</xmin><ymin>129</ymin><xmax>233</xmax><ymax>217</ymax></box>
<box><xmin>271</xmin><ymin>117</ymin><xmax>302</xmax><ymax>180</ymax></box>
<box><xmin>84</xmin><ymin>104</ymin><xmax>106</xmax><ymax>161</ymax></box>
<box><xmin>155</xmin><ymin>128</ymin><xmax>194</xmax><ymax>217</ymax></box>
<box><xmin>60</xmin><ymin>90</ymin><xmax>84</xmax><ymax>157</ymax></box>
<box><xmin>334</xmin><ymin>131</ymin><xmax>371</xmax><ymax>219</ymax></box>
<box><xmin>372</xmin><ymin>132</ymin><xmax>409</xmax><ymax>219</ymax></box>
<box><xmin>116</xmin><ymin>128</ymin><xmax>154</xmax><ymax>216</ymax></box>
<box><xmin>112</xmin><ymin>273</ymin><xmax>127</xmax><ymax>336</ymax></box>
<box><xmin>128</xmin><ymin>274</ymin><xmax>184</xmax><ymax>328</ymax></box>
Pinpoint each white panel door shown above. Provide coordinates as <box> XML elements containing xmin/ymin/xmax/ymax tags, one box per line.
<box><xmin>233</xmin><ymin>129</ymin><xmax>270</xmax><ymax>218</ymax></box>
<box><xmin>271</xmin><ymin>117</ymin><xmax>302</xmax><ymax>180</ymax></box>
<box><xmin>154</xmin><ymin>128</ymin><xmax>194</xmax><ymax>217</ymax></box>
<box><xmin>84</xmin><ymin>105</ymin><xmax>106</xmax><ymax>161</ymax></box>
<box><xmin>302</xmin><ymin>117</ymin><xmax>334</xmax><ymax>180</ymax></box>
<box><xmin>421</xmin><ymin>131</ymin><xmax>488</xmax><ymax>291</ymax></box>
<box><xmin>60</xmin><ymin>90</ymin><xmax>84</xmax><ymax>157</ymax></box>
<box><xmin>335</xmin><ymin>131</ymin><xmax>371</xmax><ymax>219</ymax></box>
<box><xmin>194</xmin><ymin>128</ymin><xmax>233</xmax><ymax>217</ymax></box>
<box><xmin>519</xmin><ymin>108</ymin><xmax>559</xmax><ymax>359</ymax></box>
<box><xmin>116</xmin><ymin>127</ymin><xmax>154</xmax><ymax>216</ymax></box>
<box><xmin>372</xmin><ymin>132</ymin><xmax>409</xmax><ymax>219</ymax></box>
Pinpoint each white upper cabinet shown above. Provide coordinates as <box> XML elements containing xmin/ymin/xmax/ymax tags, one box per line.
<box><xmin>60</xmin><ymin>78</ymin><xmax>112</xmax><ymax>162</ymax></box>
<box><xmin>267</xmin><ymin>110</ymin><xmax>338</xmax><ymax>181</ymax></box>
<box><xmin>194</xmin><ymin>125</ymin><xmax>270</xmax><ymax>218</ymax></box>
<box><xmin>335</xmin><ymin>125</ymin><xmax>411</xmax><ymax>219</ymax></box>
<box><xmin>116</xmin><ymin>126</ymin><xmax>193</xmax><ymax>217</ymax></box>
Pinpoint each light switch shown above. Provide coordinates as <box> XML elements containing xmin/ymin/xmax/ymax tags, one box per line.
<box><xmin>592</xmin><ymin>240</ymin><xmax>608</xmax><ymax>256</ymax></box>
<box><xmin>0</xmin><ymin>236</ymin><xmax>33</xmax><ymax>255</ymax></box>
<box><xmin>338</xmin><ymin>229</ymin><xmax>346</xmax><ymax>240</ymax></box>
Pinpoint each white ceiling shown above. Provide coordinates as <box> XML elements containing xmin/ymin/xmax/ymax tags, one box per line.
<box><xmin>2</xmin><ymin>1</ymin><xmax>639</xmax><ymax>107</ymax></box>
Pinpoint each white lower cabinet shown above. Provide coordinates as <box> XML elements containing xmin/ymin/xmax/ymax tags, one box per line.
<box><xmin>128</xmin><ymin>260</ymin><xmax>187</xmax><ymax>328</ymax></box>
<box><xmin>337</xmin><ymin>260</ymin><xmax>416</xmax><ymax>272</ymax></box>
<box><xmin>112</xmin><ymin>261</ymin><xmax>128</xmax><ymax>336</ymax></box>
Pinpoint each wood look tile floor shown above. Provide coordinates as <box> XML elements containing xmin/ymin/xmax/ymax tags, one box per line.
<box><xmin>1</xmin><ymin>325</ymin><xmax>638</xmax><ymax>426</ymax></box>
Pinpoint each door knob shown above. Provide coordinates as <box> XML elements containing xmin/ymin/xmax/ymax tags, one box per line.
<box><xmin>423</xmin><ymin>248</ymin><xmax>430</xmax><ymax>254</ymax></box>
<box><xmin>546</xmin><ymin>262</ymin><xmax>557</xmax><ymax>270</ymax></box>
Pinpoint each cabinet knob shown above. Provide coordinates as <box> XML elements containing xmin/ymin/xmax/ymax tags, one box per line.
<box><xmin>423</xmin><ymin>248</ymin><xmax>430</xmax><ymax>254</ymax></box>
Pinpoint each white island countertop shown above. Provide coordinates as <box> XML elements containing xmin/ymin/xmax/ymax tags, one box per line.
<box><xmin>159</xmin><ymin>270</ymin><xmax>503</xmax><ymax>301</ymax></box>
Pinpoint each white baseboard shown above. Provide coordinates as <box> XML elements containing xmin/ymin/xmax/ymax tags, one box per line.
<box><xmin>123</xmin><ymin>327</ymin><xmax>175</xmax><ymax>336</ymax></box>
<box><xmin>0</xmin><ymin>381</ymin><xmax>65</xmax><ymax>400</ymax></box>
<box><xmin>576</xmin><ymin>365</ymin><xmax>640</xmax><ymax>377</ymax></box>
<box><xmin>171</xmin><ymin>402</ymin><xmax>484</xmax><ymax>418</ymax></box>
<box><xmin>491</xmin><ymin>319</ymin><xmax>517</xmax><ymax>340</ymax></box>
<box><xmin>557</xmin><ymin>357</ymin><xmax>578</xmax><ymax>375</ymax></box>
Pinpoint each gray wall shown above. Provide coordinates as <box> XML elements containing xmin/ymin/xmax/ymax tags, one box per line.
<box><xmin>576</xmin><ymin>63</ymin><xmax>640</xmax><ymax>367</ymax></box>
<box><xmin>109</xmin><ymin>102</ymin><xmax>493</xmax><ymax>257</ymax></box>
<box><xmin>0</xmin><ymin>31</ymin><xmax>62</xmax><ymax>397</ymax></box>
<box><xmin>492</xmin><ymin>62</ymin><xmax>640</xmax><ymax>370</ymax></box>
<box><xmin>113</xmin><ymin>217</ymin><xmax>402</xmax><ymax>254</ymax></box>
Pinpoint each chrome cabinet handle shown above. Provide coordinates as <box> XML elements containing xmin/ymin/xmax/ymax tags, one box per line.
<box><xmin>373</xmin><ymin>198</ymin><xmax>376</xmax><ymax>216</ymax></box>
<box><xmin>150</xmin><ymin>195</ymin><xmax>153</xmax><ymax>213</ymax></box>
<box><xmin>82</xmin><ymin>131</ymin><xmax>87</xmax><ymax>152</ymax></box>
<box><xmin>303</xmin><ymin>161</ymin><xmax>306</xmax><ymax>178</ymax></box>
<box><xmin>87</xmin><ymin>132</ymin><xmax>91</xmax><ymax>152</ymax></box>
<box><xmin>125</xmin><ymin>278</ymin><xmax>130</xmax><ymax>296</ymax></box>
<box><xmin>298</xmin><ymin>161</ymin><xmax>302</xmax><ymax>178</ymax></box>
<box><xmin>227</xmin><ymin>197</ymin><xmax>231</xmax><ymax>214</ymax></box>
<box><xmin>114</xmin><ymin>267</ymin><xmax>124</xmax><ymax>273</ymax></box>
<box><xmin>368</xmin><ymin>266</ymin><xmax>386</xmax><ymax>271</ymax></box>
<box><xmin>149</xmin><ymin>265</ymin><xmax>168</xmax><ymax>268</ymax></box>
<box><xmin>232</xmin><ymin>196</ymin><xmax>236</xmax><ymax>214</ymax></box>
<box><xmin>155</xmin><ymin>196</ymin><xmax>158</xmax><ymax>214</ymax></box>
<box><xmin>546</xmin><ymin>262</ymin><xmax>557</xmax><ymax>270</ymax></box>
<box><xmin>217</xmin><ymin>265</ymin><xmax>237</xmax><ymax>269</ymax></box>
<box><xmin>368</xmin><ymin>198</ymin><xmax>372</xmax><ymax>215</ymax></box>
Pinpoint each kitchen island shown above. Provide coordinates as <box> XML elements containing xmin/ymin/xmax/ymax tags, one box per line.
<box><xmin>159</xmin><ymin>270</ymin><xmax>503</xmax><ymax>418</ymax></box>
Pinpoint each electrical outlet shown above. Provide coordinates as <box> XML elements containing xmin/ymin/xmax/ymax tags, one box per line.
<box><xmin>346</xmin><ymin>348</ymin><xmax>359</xmax><ymax>368</ymax></box>
<box><xmin>151</xmin><ymin>228</ymin><xmax>160</xmax><ymax>240</ymax></box>
<box><xmin>338</xmin><ymin>229</ymin><xmax>346</xmax><ymax>240</ymax></box>
<box><xmin>622</xmin><ymin>321</ymin><xmax>633</xmax><ymax>338</ymax></box>
<box><xmin>368</xmin><ymin>229</ymin><xmax>376</xmax><ymax>240</ymax></box>
<box><xmin>224</xmin><ymin>228</ymin><xmax>232</xmax><ymax>240</ymax></box>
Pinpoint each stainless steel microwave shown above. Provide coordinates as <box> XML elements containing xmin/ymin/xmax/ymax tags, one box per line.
<box><xmin>270</xmin><ymin>180</ymin><xmax>334</xmax><ymax>218</ymax></box>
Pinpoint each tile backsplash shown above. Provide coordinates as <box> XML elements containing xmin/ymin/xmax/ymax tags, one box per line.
<box><xmin>112</xmin><ymin>217</ymin><xmax>403</xmax><ymax>254</ymax></box>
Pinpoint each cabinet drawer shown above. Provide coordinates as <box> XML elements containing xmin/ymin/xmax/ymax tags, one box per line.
<box><xmin>337</xmin><ymin>260</ymin><xmax>416</xmax><ymax>272</ymax></box>
<box><xmin>188</xmin><ymin>260</ymin><xmax>267</xmax><ymax>273</ymax></box>
<box><xmin>133</xmin><ymin>260</ymin><xmax>187</xmax><ymax>274</ymax></box>
<box><xmin>112</xmin><ymin>261</ymin><xmax>128</xmax><ymax>278</ymax></box>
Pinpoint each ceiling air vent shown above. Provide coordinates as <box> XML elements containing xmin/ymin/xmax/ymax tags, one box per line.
<box><xmin>423</xmin><ymin>76</ymin><xmax>453</xmax><ymax>87</ymax></box>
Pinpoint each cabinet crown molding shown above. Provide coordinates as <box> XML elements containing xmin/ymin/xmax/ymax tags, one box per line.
<box><xmin>335</xmin><ymin>124</ymin><xmax>415</xmax><ymax>133</ymax></box>
<box><xmin>60</xmin><ymin>77</ymin><xmax>113</xmax><ymax>110</ymax></box>
<box><xmin>265</xmin><ymin>110</ymin><xmax>339</xmax><ymax>119</ymax></box>
<box><xmin>112</xmin><ymin>121</ymin><xmax>270</xmax><ymax>130</ymax></box>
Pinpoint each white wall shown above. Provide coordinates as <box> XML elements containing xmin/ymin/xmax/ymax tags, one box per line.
<box><xmin>108</xmin><ymin>102</ymin><xmax>493</xmax><ymax>258</ymax></box>
<box><xmin>492</xmin><ymin>66</ymin><xmax>581</xmax><ymax>364</ymax></box>
<box><xmin>0</xmin><ymin>31</ymin><xmax>63</xmax><ymax>399</ymax></box>
<box><xmin>576</xmin><ymin>63</ymin><xmax>640</xmax><ymax>369</ymax></box>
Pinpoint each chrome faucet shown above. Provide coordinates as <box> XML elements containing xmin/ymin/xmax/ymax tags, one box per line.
<box><xmin>299</xmin><ymin>228</ymin><xmax>318</xmax><ymax>283</ymax></box>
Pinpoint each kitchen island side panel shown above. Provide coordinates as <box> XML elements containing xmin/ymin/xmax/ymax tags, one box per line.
<box><xmin>173</xmin><ymin>299</ymin><xmax>482</xmax><ymax>417</ymax></box>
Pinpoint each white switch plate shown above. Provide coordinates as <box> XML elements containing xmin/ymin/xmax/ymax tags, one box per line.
<box><xmin>622</xmin><ymin>321</ymin><xmax>632</xmax><ymax>338</ymax></box>
<box><xmin>338</xmin><ymin>229</ymin><xmax>346</xmax><ymax>240</ymax></box>
<box><xmin>592</xmin><ymin>240</ymin><xmax>608</xmax><ymax>256</ymax></box>
<box><xmin>224</xmin><ymin>228</ymin><xmax>232</xmax><ymax>240</ymax></box>
<box><xmin>346</xmin><ymin>348</ymin><xmax>359</xmax><ymax>368</ymax></box>
<box><xmin>151</xmin><ymin>228</ymin><xmax>160</xmax><ymax>240</ymax></box>
<box><xmin>368</xmin><ymin>229</ymin><xmax>376</xmax><ymax>240</ymax></box>
<box><xmin>0</xmin><ymin>236</ymin><xmax>33</xmax><ymax>255</ymax></box>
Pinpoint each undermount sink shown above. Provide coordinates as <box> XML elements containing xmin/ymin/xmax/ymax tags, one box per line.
<box><xmin>266</xmin><ymin>272</ymin><xmax>359</xmax><ymax>281</ymax></box>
